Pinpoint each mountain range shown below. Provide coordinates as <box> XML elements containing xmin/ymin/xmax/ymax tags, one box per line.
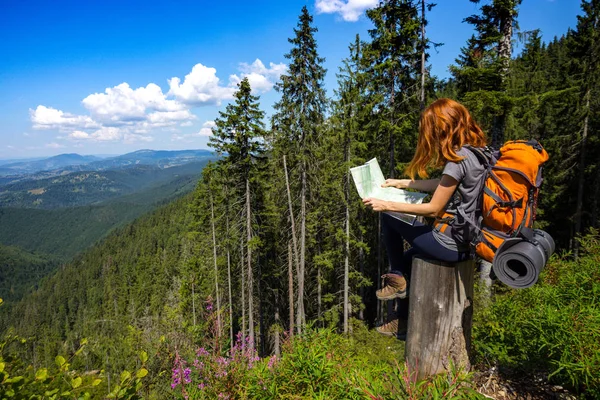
<box><xmin>0</xmin><ymin>149</ymin><xmax>214</xmax><ymax>178</ymax></box>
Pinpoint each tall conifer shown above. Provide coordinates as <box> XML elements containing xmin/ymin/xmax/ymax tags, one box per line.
<box><xmin>209</xmin><ymin>78</ymin><xmax>266</xmax><ymax>348</ymax></box>
<box><xmin>272</xmin><ymin>6</ymin><xmax>327</xmax><ymax>334</ymax></box>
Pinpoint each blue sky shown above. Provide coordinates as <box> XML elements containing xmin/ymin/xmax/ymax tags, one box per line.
<box><xmin>0</xmin><ymin>0</ymin><xmax>582</xmax><ymax>159</ymax></box>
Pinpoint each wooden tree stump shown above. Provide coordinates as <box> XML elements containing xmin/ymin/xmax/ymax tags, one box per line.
<box><xmin>405</xmin><ymin>256</ymin><xmax>475</xmax><ymax>381</ymax></box>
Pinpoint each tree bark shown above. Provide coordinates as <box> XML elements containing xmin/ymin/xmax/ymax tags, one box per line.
<box><xmin>210</xmin><ymin>189</ymin><xmax>222</xmax><ymax>337</ymax></box>
<box><xmin>491</xmin><ymin>6</ymin><xmax>514</xmax><ymax>149</ymax></box>
<box><xmin>288</xmin><ymin>242</ymin><xmax>295</xmax><ymax>337</ymax></box>
<box><xmin>246</xmin><ymin>178</ymin><xmax>254</xmax><ymax>347</ymax></box>
<box><xmin>226</xmin><ymin>214</ymin><xmax>234</xmax><ymax>352</ymax></box>
<box><xmin>191</xmin><ymin>281</ymin><xmax>196</xmax><ymax>327</ymax></box>
<box><xmin>359</xmin><ymin>230</ymin><xmax>365</xmax><ymax>321</ymax></box>
<box><xmin>343</xmin><ymin>137</ymin><xmax>350</xmax><ymax>333</ymax></box>
<box><xmin>498</xmin><ymin>9</ymin><xmax>513</xmax><ymax>84</ymax></box>
<box><xmin>240</xmin><ymin>237</ymin><xmax>246</xmax><ymax>343</ymax></box>
<box><xmin>377</xmin><ymin>215</ymin><xmax>382</xmax><ymax>324</ymax></box>
<box><xmin>298</xmin><ymin>161</ymin><xmax>307</xmax><ymax>333</ymax></box>
<box><xmin>283</xmin><ymin>155</ymin><xmax>303</xmax><ymax>334</ymax></box>
<box><xmin>406</xmin><ymin>257</ymin><xmax>475</xmax><ymax>381</ymax></box>
<box><xmin>274</xmin><ymin>310</ymin><xmax>281</xmax><ymax>357</ymax></box>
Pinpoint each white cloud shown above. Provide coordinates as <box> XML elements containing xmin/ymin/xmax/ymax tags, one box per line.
<box><xmin>31</xmin><ymin>59</ymin><xmax>283</xmax><ymax>144</ymax></box>
<box><xmin>172</xmin><ymin>120</ymin><xmax>215</xmax><ymax>142</ymax></box>
<box><xmin>199</xmin><ymin>120</ymin><xmax>216</xmax><ymax>136</ymax></box>
<box><xmin>231</xmin><ymin>59</ymin><xmax>287</xmax><ymax>93</ymax></box>
<box><xmin>147</xmin><ymin>110</ymin><xmax>196</xmax><ymax>125</ymax></box>
<box><xmin>315</xmin><ymin>0</ymin><xmax>378</xmax><ymax>22</ymax></box>
<box><xmin>124</xmin><ymin>133</ymin><xmax>154</xmax><ymax>144</ymax></box>
<box><xmin>89</xmin><ymin>127</ymin><xmax>123</xmax><ymax>142</ymax></box>
<box><xmin>82</xmin><ymin>83</ymin><xmax>186</xmax><ymax>123</ymax></box>
<box><xmin>30</xmin><ymin>106</ymin><xmax>99</xmax><ymax>130</ymax></box>
<box><xmin>45</xmin><ymin>142</ymin><xmax>65</xmax><ymax>149</ymax></box>
<box><xmin>69</xmin><ymin>130</ymin><xmax>90</xmax><ymax>140</ymax></box>
<box><xmin>168</xmin><ymin>63</ymin><xmax>235</xmax><ymax>106</ymax></box>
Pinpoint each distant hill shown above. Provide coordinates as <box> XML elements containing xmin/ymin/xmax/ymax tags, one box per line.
<box><xmin>0</xmin><ymin>161</ymin><xmax>210</xmax><ymax>209</ymax></box>
<box><xmin>0</xmin><ymin>157</ymin><xmax>48</xmax><ymax>167</ymax></box>
<box><xmin>0</xmin><ymin>154</ymin><xmax>102</xmax><ymax>176</ymax></box>
<box><xmin>0</xmin><ymin>149</ymin><xmax>214</xmax><ymax>178</ymax></box>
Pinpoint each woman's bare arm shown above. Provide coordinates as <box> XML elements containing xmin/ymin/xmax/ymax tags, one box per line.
<box><xmin>364</xmin><ymin>175</ymin><xmax>458</xmax><ymax>218</ymax></box>
<box><xmin>382</xmin><ymin>178</ymin><xmax>440</xmax><ymax>193</ymax></box>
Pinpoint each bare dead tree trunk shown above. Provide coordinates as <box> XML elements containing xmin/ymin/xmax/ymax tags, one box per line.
<box><xmin>210</xmin><ymin>189</ymin><xmax>222</xmax><ymax>337</ymax></box>
<box><xmin>288</xmin><ymin>242</ymin><xmax>295</xmax><ymax>337</ymax></box>
<box><xmin>317</xmin><ymin>266</ymin><xmax>322</xmax><ymax>327</ymax></box>
<box><xmin>389</xmin><ymin>71</ymin><xmax>396</xmax><ymax>179</ymax></box>
<box><xmin>491</xmin><ymin>8</ymin><xmax>514</xmax><ymax>149</ymax></box>
<box><xmin>299</xmin><ymin>162</ymin><xmax>307</xmax><ymax>332</ymax></box>
<box><xmin>241</xmin><ymin>237</ymin><xmax>246</xmax><ymax>342</ymax></box>
<box><xmin>283</xmin><ymin>155</ymin><xmax>302</xmax><ymax>334</ymax></box>
<box><xmin>191</xmin><ymin>281</ymin><xmax>196</xmax><ymax>327</ymax></box>
<box><xmin>420</xmin><ymin>0</ymin><xmax>426</xmax><ymax>110</ymax></box>
<box><xmin>359</xmin><ymin>230</ymin><xmax>365</xmax><ymax>321</ymax></box>
<box><xmin>593</xmin><ymin>171</ymin><xmax>599</xmax><ymax>229</ymax></box>
<box><xmin>498</xmin><ymin>10</ymin><xmax>513</xmax><ymax>84</ymax></box>
<box><xmin>377</xmin><ymin>215</ymin><xmax>382</xmax><ymax>324</ymax></box>
<box><xmin>246</xmin><ymin>178</ymin><xmax>254</xmax><ymax>347</ymax></box>
<box><xmin>226</xmin><ymin>214</ymin><xmax>234</xmax><ymax>352</ymax></box>
<box><xmin>343</xmin><ymin>134</ymin><xmax>350</xmax><ymax>334</ymax></box>
<box><xmin>574</xmin><ymin>89</ymin><xmax>591</xmax><ymax>260</ymax></box>
<box><xmin>274</xmin><ymin>309</ymin><xmax>281</xmax><ymax>357</ymax></box>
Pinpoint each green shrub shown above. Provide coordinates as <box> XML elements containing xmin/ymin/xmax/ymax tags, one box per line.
<box><xmin>473</xmin><ymin>231</ymin><xmax>600</xmax><ymax>398</ymax></box>
<box><xmin>0</xmin><ymin>298</ymin><xmax>149</xmax><ymax>400</ymax></box>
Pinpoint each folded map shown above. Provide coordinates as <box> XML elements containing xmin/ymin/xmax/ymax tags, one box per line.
<box><xmin>350</xmin><ymin>158</ymin><xmax>427</xmax><ymax>225</ymax></box>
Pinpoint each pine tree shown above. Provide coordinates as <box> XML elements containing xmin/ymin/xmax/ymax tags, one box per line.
<box><xmin>364</xmin><ymin>0</ymin><xmax>422</xmax><ymax>177</ymax></box>
<box><xmin>272</xmin><ymin>6</ymin><xmax>327</xmax><ymax>334</ymax></box>
<box><xmin>453</xmin><ymin>0</ymin><xmax>522</xmax><ymax>147</ymax></box>
<box><xmin>209</xmin><ymin>77</ymin><xmax>267</xmax><ymax>348</ymax></box>
<box><xmin>330</xmin><ymin>35</ymin><xmax>371</xmax><ymax>332</ymax></box>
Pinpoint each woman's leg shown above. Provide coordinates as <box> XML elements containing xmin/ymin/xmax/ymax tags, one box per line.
<box><xmin>382</xmin><ymin>212</ymin><xmax>469</xmax><ymax>276</ymax></box>
<box><xmin>381</xmin><ymin>213</ymin><xmax>468</xmax><ymax>322</ymax></box>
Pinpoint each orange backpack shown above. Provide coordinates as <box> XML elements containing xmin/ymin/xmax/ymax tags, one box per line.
<box><xmin>462</xmin><ymin>140</ymin><xmax>549</xmax><ymax>262</ymax></box>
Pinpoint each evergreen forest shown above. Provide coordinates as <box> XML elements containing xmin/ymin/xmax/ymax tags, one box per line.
<box><xmin>1</xmin><ymin>1</ymin><xmax>599</xmax><ymax>399</ymax></box>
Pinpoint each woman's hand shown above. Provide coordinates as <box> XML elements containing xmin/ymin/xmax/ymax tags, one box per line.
<box><xmin>363</xmin><ymin>198</ymin><xmax>389</xmax><ymax>212</ymax></box>
<box><xmin>382</xmin><ymin>179</ymin><xmax>412</xmax><ymax>189</ymax></box>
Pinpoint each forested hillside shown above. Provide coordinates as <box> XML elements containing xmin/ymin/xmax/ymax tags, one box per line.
<box><xmin>0</xmin><ymin>161</ymin><xmax>209</xmax><ymax>209</ymax></box>
<box><xmin>0</xmin><ymin>244</ymin><xmax>58</xmax><ymax>309</ymax></box>
<box><xmin>2</xmin><ymin>0</ymin><xmax>598</xmax><ymax>398</ymax></box>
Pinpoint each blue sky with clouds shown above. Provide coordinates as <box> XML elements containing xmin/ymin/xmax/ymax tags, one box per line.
<box><xmin>0</xmin><ymin>0</ymin><xmax>582</xmax><ymax>159</ymax></box>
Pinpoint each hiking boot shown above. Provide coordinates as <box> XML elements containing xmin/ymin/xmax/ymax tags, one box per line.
<box><xmin>376</xmin><ymin>318</ymin><xmax>408</xmax><ymax>340</ymax></box>
<box><xmin>376</xmin><ymin>273</ymin><xmax>407</xmax><ymax>300</ymax></box>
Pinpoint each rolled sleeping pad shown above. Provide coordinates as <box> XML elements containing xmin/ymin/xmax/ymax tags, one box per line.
<box><xmin>492</xmin><ymin>230</ymin><xmax>555</xmax><ymax>289</ymax></box>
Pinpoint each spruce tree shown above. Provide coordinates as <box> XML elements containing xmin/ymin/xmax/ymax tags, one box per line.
<box><xmin>364</xmin><ymin>0</ymin><xmax>422</xmax><ymax>177</ymax></box>
<box><xmin>452</xmin><ymin>0</ymin><xmax>522</xmax><ymax>147</ymax></box>
<box><xmin>272</xmin><ymin>6</ymin><xmax>327</xmax><ymax>334</ymax></box>
<box><xmin>209</xmin><ymin>77</ymin><xmax>266</xmax><ymax>348</ymax></box>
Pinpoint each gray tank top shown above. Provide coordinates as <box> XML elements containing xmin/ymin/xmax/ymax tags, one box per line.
<box><xmin>432</xmin><ymin>147</ymin><xmax>486</xmax><ymax>252</ymax></box>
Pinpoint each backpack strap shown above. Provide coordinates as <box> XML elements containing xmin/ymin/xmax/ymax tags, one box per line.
<box><xmin>463</xmin><ymin>145</ymin><xmax>493</xmax><ymax>168</ymax></box>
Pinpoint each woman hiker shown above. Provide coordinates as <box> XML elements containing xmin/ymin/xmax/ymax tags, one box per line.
<box><xmin>363</xmin><ymin>98</ymin><xmax>487</xmax><ymax>339</ymax></box>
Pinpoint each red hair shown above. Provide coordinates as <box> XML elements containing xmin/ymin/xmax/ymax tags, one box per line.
<box><xmin>405</xmin><ymin>98</ymin><xmax>487</xmax><ymax>179</ymax></box>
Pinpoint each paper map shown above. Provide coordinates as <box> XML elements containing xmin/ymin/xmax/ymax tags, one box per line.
<box><xmin>350</xmin><ymin>158</ymin><xmax>427</xmax><ymax>225</ymax></box>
